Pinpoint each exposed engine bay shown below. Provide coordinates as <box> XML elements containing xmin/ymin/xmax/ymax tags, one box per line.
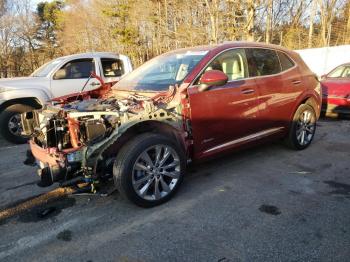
<box><xmin>21</xmin><ymin>87</ymin><xmax>188</xmax><ymax>192</ymax></box>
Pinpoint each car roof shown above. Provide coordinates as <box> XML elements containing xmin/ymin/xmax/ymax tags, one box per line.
<box><xmin>163</xmin><ymin>41</ymin><xmax>296</xmax><ymax>56</ymax></box>
<box><xmin>57</xmin><ymin>52</ymin><xmax>125</xmax><ymax>60</ymax></box>
<box><xmin>336</xmin><ymin>63</ymin><xmax>350</xmax><ymax>67</ymax></box>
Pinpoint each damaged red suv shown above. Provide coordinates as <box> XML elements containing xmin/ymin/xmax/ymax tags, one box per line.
<box><xmin>22</xmin><ymin>42</ymin><xmax>321</xmax><ymax>207</ymax></box>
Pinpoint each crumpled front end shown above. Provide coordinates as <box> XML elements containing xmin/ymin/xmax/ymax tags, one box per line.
<box><xmin>22</xmin><ymin>87</ymin><xmax>188</xmax><ymax>189</ymax></box>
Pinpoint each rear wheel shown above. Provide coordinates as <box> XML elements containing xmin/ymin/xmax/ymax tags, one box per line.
<box><xmin>113</xmin><ymin>133</ymin><xmax>186</xmax><ymax>207</ymax></box>
<box><xmin>0</xmin><ymin>104</ymin><xmax>34</xmax><ymax>144</ymax></box>
<box><xmin>286</xmin><ymin>104</ymin><xmax>316</xmax><ymax>150</ymax></box>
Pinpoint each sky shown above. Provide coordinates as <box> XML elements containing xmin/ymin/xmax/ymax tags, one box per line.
<box><xmin>30</xmin><ymin>0</ymin><xmax>48</xmax><ymax>9</ymax></box>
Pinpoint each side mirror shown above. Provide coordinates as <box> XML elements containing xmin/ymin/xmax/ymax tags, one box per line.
<box><xmin>320</xmin><ymin>74</ymin><xmax>327</xmax><ymax>80</ymax></box>
<box><xmin>53</xmin><ymin>69</ymin><xmax>67</xmax><ymax>80</ymax></box>
<box><xmin>198</xmin><ymin>70</ymin><xmax>228</xmax><ymax>92</ymax></box>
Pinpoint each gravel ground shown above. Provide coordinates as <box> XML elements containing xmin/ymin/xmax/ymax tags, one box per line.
<box><xmin>0</xmin><ymin>118</ymin><xmax>349</xmax><ymax>262</ymax></box>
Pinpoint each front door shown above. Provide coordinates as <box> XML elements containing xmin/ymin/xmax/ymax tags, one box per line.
<box><xmin>188</xmin><ymin>48</ymin><xmax>260</xmax><ymax>159</ymax></box>
<box><xmin>50</xmin><ymin>58</ymin><xmax>101</xmax><ymax>98</ymax></box>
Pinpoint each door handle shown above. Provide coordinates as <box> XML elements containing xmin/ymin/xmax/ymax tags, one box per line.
<box><xmin>241</xmin><ymin>89</ymin><xmax>255</xmax><ymax>95</ymax></box>
<box><xmin>291</xmin><ymin>80</ymin><xmax>301</xmax><ymax>85</ymax></box>
<box><xmin>90</xmin><ymin>82</ymin><xmax>100</xmax><ymax>86</ymax></box>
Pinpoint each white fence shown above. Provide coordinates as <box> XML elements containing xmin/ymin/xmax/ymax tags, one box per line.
<box><xmin>295</xmin><ymin>45</ymin><xmax>350</xmax><ymax>76</ymax></box>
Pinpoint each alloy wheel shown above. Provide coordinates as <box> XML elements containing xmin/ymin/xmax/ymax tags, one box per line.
<box><xmin>8</xmin><ymin>114</ymin><xmax>23</xmax><ymax>136</ymax></box>
<box><xmin>296</xmin><ymin>110</ymin><xmax>316</xmax><ymax>146</ymax></box>
<box><xmin>132</xmin><ymin>144</ymin><xmax>181</xmax><ymax>201</ymax></box>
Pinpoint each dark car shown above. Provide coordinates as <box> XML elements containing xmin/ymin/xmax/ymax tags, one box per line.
<box><xmin>22</xmin><ymin>42</ymin><xmax>321</xmax><ymax>207</ymax></box>
<box><xmin>321</xmin><ymin>63</ymin><xmax>350</xmax><ymax>117</ymax></box>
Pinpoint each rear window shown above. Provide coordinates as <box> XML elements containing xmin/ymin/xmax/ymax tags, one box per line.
<box><xmin>277</xmin><ymin>51</ymin><xmax>295</xmax><ymax>71</ymax></box>
<box><xmin>246</xmin><ymin>48</ymin><xmax>281</xmax><ymax>77</ymax></box>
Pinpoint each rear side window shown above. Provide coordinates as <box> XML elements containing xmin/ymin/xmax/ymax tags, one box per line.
<box><xmin>277</xmin><ymin>51</ymin><xmax>295</xmax><ymax>71</ymax></box>
<box><xmin>246</xmin><ymin>48</ymin><xmax>281</xmax><ymax>77</ymax></box>
<box><xmin>101</xmin><ymin>58</ymin><xmax>124</xmax><ymax>77</ymax></box>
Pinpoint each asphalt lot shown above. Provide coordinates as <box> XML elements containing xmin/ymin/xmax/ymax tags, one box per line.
<box><xmin>0</xmin><ymin>118</ymin><xmax>349</xmax><ymax>262</ymax></box>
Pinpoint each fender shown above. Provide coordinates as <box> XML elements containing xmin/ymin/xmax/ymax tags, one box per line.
<box><xmin>289</xmin><ymin>89</ymin><xmax>322</xmax><ymax>121</ymax></box>
<box><xmin>2</xmin><ymin>88</ymin><xmax>51</xmax><ymax>104</ymax></box>
<box><xmin>0</xmin><ymin>88</ymin><xmax>51</xmax><ymax>109</ymax></box>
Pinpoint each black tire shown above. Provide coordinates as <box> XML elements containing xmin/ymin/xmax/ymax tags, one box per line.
<box><xmin>286</xmin><ymin>104</ymin><xmax>317</xmax><ymax>150</ymax></box>
<box><xmin>113</xmin><ymin>133</ymin><xmax>186</xmax><ymax>207</ymax></box>
<box><xmin>0</xmin><ymin>104</ymin><xmax>34</xmax><ymax>144</ymax></box>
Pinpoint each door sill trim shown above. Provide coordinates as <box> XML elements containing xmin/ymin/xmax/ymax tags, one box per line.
<box><xmin>203</xmin><ymin>127</ymin><xmax>285</xmax><ymax>155</ymax></box>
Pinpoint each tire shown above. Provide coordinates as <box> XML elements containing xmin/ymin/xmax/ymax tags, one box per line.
<box><xmin>286</xmin><ymin>104</ymin><xmax>317</xmax><ymax>150</ymax></box>
<box><xmin>0</xmin><ymin>104</ymin><xmax>34</xmax><ymax>144</ymax></box>
<box><xmin>113</xmin><ymin>133</ymin><xmax>186</xmax><ymax>207</ymax></box>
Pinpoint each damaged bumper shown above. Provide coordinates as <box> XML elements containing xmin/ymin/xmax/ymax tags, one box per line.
<box><xmin>29</xmin><ymin>140</ymin><xmax>83</xmax><ymax>187</ymax></box>
<box><xmin>22</xmin><ymin>87</ymin><xmax>187</xmax><ymax>190</ymax></box>
<box><xmin>29</xmin><ymin>140</ymin><xmax>66</xmax><ymax>167</ymax></box>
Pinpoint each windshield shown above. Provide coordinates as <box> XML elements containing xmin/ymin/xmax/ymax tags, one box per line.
<box><xmin>113</xmin><ymin>51</ymin><xmax>208</xmax><ymax>91</ymax></box>
<box><xmin>31</xmin><ymin>58</ymin><xmax>64</xmax><ymax>77</ymax></box>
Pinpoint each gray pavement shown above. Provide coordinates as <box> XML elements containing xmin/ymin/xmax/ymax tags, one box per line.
<box><xmin>0</xmin><ymin>119</ymin><xmax>349</xmax><ymax>262</ymax></box>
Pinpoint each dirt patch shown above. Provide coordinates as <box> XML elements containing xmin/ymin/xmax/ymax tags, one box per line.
<box><xmin>259</xmin><ymin>205</ymin><xmax>281</xmax><ymax>215</ymax></box>
<box><xmin>0</xmin><ymin>188</ymin><xmax>75</xmax><ymax>225</ymax></box>
<box><xmin>57</xmin><ymin>230</ymin><xmax>72</xmax><ymax>241</ymax></box>
<box><xmin>17</xmin><ymin>197</ymin><xmax>76</xmax><ymax>223</ymax></box>
<box><xmin>324</xmin><ymin>180</ymin><xmax>350</xmax><ymax>197</ymax></box>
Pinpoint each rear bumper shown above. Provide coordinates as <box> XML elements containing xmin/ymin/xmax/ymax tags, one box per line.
<box><xmin>322</xmin><ymin>96</ymin><xmax>350</xmax><ymax>115</ymax></box>
<box><xmin>322</xmin><ymin>104</ymin><xmax>350</xmax><ymax>115</ymax></box>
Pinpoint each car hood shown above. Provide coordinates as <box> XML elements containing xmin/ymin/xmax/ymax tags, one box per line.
<box><xmin>0</xmin><ymin>77</ymin><xmax>48</xmax><ymax>89</ymax></box>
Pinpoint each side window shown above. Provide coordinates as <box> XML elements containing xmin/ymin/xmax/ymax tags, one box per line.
<box><xmin>53</xmin><ymin>59</ymin><xmax>95</xmax><ymax>80</ymax></box>
<box><xmin>198</xmin><ymin>48</ymin><xmax>248</xmax><ymax>82</ymax></box>
<box><xmin>101</xmin><ymin>58</ymin><xmax>124</xmax><ymax>77</ymax></box>
<box><xmin>277</xmin><ymin>51</ymin><xmax>295</xmax><ymax>71</ymax></box>
<box><xmin>327</xmin><ymin>66</ymin><xmax>345</xmax><ymax>78</ymax></box>
<box><xmin>342</xmin><ymin>66</ymin><xmax>350</xmax><ymax>78</ymax></box>
<box><xmin>246</xmin><ymin>48</ymin><xmax>281</xmax><ymax>77</ymax></box>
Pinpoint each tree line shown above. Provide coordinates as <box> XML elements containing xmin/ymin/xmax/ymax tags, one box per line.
<box><xmin>0</xmin><ymin>0</ymin><xmax>349</xmax><ymax>77</ymax></box>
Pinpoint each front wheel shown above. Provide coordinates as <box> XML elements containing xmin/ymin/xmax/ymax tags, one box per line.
<box><xmin>0</xmin><ymin>104</ymin><xmax>34</xmax><ymax>144</ymax></box>
<box><xmin>286</xmin><ymin>104</ymin><xmax>317</xmax><ymax>150</ymax></box>
<box><xmin>113</xmin><ymin>133</ymin><xmax>186</xmax><ymax>207</ymax></box>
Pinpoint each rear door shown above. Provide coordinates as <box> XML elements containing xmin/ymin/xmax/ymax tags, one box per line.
<box><xmin>246</xmin><ymin>48</ymin><xmax>299</xmax><ymax>130</ymax></box>
<box><xmin>188</xmin><ymin>48</ymin><xmax>260</xmax><ymax>158</ymax></box>
<box><xmin>50</xmin><ymin>58</ymin><xmax>101</xmax><ymax>98</ymax></box>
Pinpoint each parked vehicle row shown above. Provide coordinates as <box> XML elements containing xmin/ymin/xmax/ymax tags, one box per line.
<box><xmin>321</xmin><ymin>63</ymin><xmax>350</xmax><ymax>117</ymax></box>
<box><xmin>0</xmin><ymin>52</ymin><xmax>133</xmax><ymax>143</ymax></box>
<box><xmin>20</xmin><ymin>42</ymin><xmax>321</xmax><ymax>207</ymax></box>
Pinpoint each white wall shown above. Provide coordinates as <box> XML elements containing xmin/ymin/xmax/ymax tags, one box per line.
<box><xmin>295</xmin><ymin>45</ymin><xmax>350</xmax><ymax>76</ymax></box>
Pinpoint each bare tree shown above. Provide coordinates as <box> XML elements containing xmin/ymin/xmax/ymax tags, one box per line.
<box><xmin>308</xmin><ymin>0</ymin><xmax>317</xmax><ymax>48</ymax></box>
<box><xmin>204</xmin><ymin>0</ymin><xmax>220</xmax><ymax>44</ymax></box>
<box><xmin>265</xmin><ymin>0</ymin><xmax>273</xmax><ymax>43</ymax></box>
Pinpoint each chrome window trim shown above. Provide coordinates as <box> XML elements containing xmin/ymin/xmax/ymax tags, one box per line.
<box><xmin>189</xmin><ymin>47</ymin><xmax>298</xmax><ymax>89</ymax></box>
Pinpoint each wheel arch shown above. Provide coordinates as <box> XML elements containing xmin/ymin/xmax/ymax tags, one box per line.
<box><xmin>289</xmin><ymin>94</ymin><xmax>320</xmax><ymax>122</ymax></box>
<box><xmin>103</xmin><ymin>120</ymin><xmax>187</xmax><ymax>158</ymax></box>
<box><xmin>301</xmin><ymin>96</ymin><xmax>320</xmax><ymax>119</ymax></box>
<box><xmin>0</xmin><ymin>97</ymin><xmax>43</xmax><ymax>112</ymax></box>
